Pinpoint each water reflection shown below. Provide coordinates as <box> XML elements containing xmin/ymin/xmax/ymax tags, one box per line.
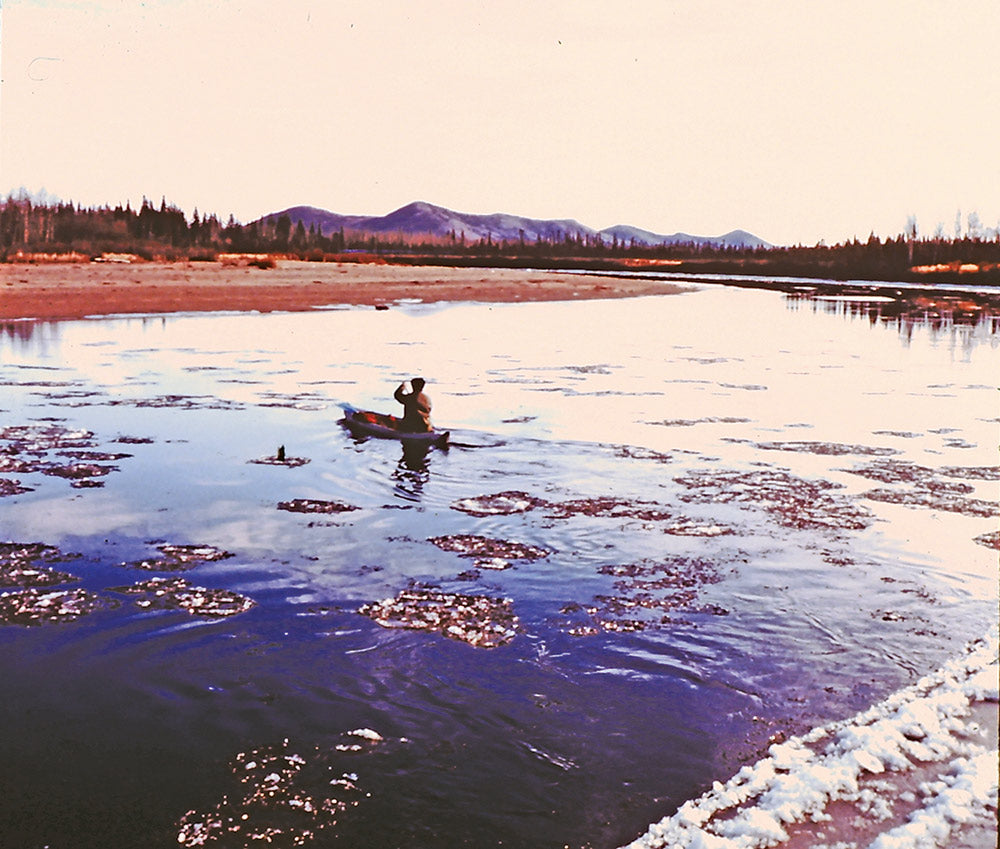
<box><xmin>392</xmin><ymin>442</ymin><xmax>433</xmax><ymax>500</ymax></box>
<box><xmin>784</xmin><ymin>289</ymin><xmax>1000</xmax><ymax>351</ymax></box>
<box><xmin>1</xmin><ymin>320</ymin><xmax>63</xmax><ymax>357</ymax></box>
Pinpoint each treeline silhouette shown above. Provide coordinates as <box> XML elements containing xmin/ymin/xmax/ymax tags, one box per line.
<box><xmin>3</xmin><ymin>196</ymin><xmax>999</xmax><ymax>285</ymax></box>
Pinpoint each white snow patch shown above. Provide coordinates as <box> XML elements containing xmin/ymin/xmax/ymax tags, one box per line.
<box><xmin>619</xmin><ymin>629</ymin><xmax>999</xmax><ymax>849</ymax></box>
<box><xmin>867</xmin><ymin>750</ymin><xmax>999</xmax><ymax>849</ymax></box>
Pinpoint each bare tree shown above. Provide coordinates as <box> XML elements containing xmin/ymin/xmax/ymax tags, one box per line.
<box><xmin>967</xmin><ymin>211</ymin><xmax>983</xmax><ymax>240</ymax></box>
<box><xmin>906</xmin><ymin>215</ymin><xmax>918</xmax><ymax>265</ymax></box>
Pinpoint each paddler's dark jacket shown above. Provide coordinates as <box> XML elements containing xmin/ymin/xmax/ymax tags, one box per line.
<box><xmin>394</xmin><ymin>384</ymin><xmax>432</xmax><ymax>432</ymax></box>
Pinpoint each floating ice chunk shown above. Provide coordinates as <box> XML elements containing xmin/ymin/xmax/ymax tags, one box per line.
<box><xmin>359</xmin><ymin>587</ymin><xmax>519</xmax><ymax>648</ymax></box>
<box><xmin>665</xmin><ymin>520</ymin><xmax>733</xmax><ymax>537</ymax></box>
<box><xmin>277</xmin><ymin>498</ymin><xmax>358</xmax><ymax>514</ymax></box>
<box><xmin>451</xmin><ymin>491</ymin><xmax>543</xmax><ymax>516</ymax></box>
<box><xmin>0</xmin><ymin>586</ymin><xmax>104</xmax><ymax>624</ymax></box>
<box><xmin>475</xmin><ymin>557</ymin><xmax>512</xmax><ymax>570</ymax></box>
<box><xmin>347</xmin><ymin>728</ymin><xmax>383</xmax><ymax>742</ymax></box>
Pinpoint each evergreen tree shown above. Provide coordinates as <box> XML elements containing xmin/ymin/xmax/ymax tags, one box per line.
<box><xmin>274</xmin><ymin>214</ymin><xmax>292</xmax><ymax>249</ymax></box>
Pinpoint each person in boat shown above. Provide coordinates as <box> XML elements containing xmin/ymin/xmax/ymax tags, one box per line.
<box><xmin>394</xmin><ymin>377</ymin><xmax>432</xmax><ymax>432</ymax></box>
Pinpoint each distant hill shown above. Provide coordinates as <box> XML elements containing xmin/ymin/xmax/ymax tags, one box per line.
<box><xmin>259</xmin><ymin>205</ymin><xmax>370</xmax><ymax>235</ymax></box>
<box><xmin>599</xmin><ymin>224</ymin><xmax>769</xmax><ymax>250</ymax></box>
<box><xmin>258</xmin><ymin>201</ymin><xmax>770</xmax><ymax>249</ymax></box>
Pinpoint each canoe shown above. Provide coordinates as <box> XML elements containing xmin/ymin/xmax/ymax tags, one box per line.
<box><xmin>341</xmin><ymin>408</ymin><xmax>450</xmax><ymax>447</ymax></box>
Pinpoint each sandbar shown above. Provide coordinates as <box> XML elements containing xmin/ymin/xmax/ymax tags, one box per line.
<box><xmin>0</xmin><ymin>260</ymin><xmax>689</xmax><ymax>321</ymax></box>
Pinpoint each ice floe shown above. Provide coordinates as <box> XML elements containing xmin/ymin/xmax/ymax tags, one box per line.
<box><xmin>177</xmin><ymin>734</ymin><xmax>372</xmax><ymax>847</ymax></box>
<box><xmin>664</xmin><ymin>519</ymin><xmax>735</xmax><ymax>537</ymax></box>
<box><xmin>428</xmin><ymin>533</ymin><xmax>550</xmax><ymax>561</ymax></box>
<box><xmin>0</xmin><ymin>542</ymin><xmax>96</xmax><ymax>624</ymax></box>
<box><xmin>675</xmin><ymin>468</ymin><xmax>874</xmax><ymax>532</ymax></box>
<box><xmin>0</xmin><ymin>586</ymin><xmax>106</xmax><ymax>624</ymax></box>
<box><xmin>648</xmin><ymin>416</ymin><xmax>752</xmax><ymax>428</ymax></box>
<box><xmin>277</xmin><ymin>498</ymin><xmax>359</xmax><ymax>514</ymax></box>
<box><xmin>122</xmin><ymin>543</ymin><xmax>235</xmax><ymax>572</ymax></box>
<box><xmin>544</xmin><ymin>497</ymin><xmax>675</xmax><ymax>522</ymax></box>
<box><xmin>451</xmin><ymin>490</ymin><xmax>545</xmax><ymax>516</ymax></box>
<box><xmin>450</xmin><ymin>491</ymin><xmax>688</xmax><ymax>523</ymax></box>
<box><xmin>614</xmin><ymin>445</ymin><xmax>674</xmax><ymax>463</ymax></box>
<box><xmin>105</xmin><ymin>394</ymin><xmax>245</xmax><ymax>410</ymax></box>
<box><xmin>558</xmin><ymin>556</ymin><xmax>728</xmax><ymax>635</ymax></box>
<box><xmin>449</xmin><ymin>491</ymin><xmax>740</xmax><ymax>538</ymax></box>
<box><xmin>973</xmin><ymin>530</ymin><xmax>999</xmax><ymax>551</ymax></box>
<box><xmin>0</xmin><ymin>422</ymin><xmax>135</xmax><ymax>489</ymax></box>
<box><xmin>0</xmin><ymin>424</ymin><xmax>95</xmax><ymax>451</ymax></box>
<box><xmin>0</xmin><ymin>541</ymin><xmax>78</xmax><ymax>588</ymax></box>
<box><xmin>838</xmin><ymin>458</ymin><xmax>1000</xmax><ymax>523</ymax></box>
<box><xmin>359</xmin><ymin>586</ymin><xmax>519</xmax><ymax>648</ymax></box>
<box><xmin>750</xmin><ymin>441</ymin><xmax>900</xmax><ymax>457</ymax></box>
<box><xmin>111</xmin><ymin>576</ymin><xmax>256</xmax><ymax>618</ymax></box>
<box><xmin>249</xmin><ymin>446</ymin><xmax>310</xmax><ymax>467</ymax></box>
<box><xmin>0</xmin><ymin>477</ymin><xmax>33</xmax><ymax>496</ymax></box>
<box><xmin>862</xmin><ymin>488</ymin><xmax>997</xmax><ymax>519</ymax></box>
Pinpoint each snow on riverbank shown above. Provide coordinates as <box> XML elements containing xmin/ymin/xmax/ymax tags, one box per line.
<box><xmin>622</xmin><ymin>630</ymin><xmax>999</xmax><ymax>849</ymax></box>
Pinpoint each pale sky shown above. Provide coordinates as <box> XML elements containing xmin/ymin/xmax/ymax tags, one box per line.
<box><xmin>2</xmin><ymin>0</ymin><xmax>998</xmax><ymax>246</ymax></box>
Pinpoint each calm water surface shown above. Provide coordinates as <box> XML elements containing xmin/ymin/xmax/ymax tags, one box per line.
<box><xmin>0</xmin><ymin>284</ymin><xmax>996</xmax><ymax>848</ymax></box>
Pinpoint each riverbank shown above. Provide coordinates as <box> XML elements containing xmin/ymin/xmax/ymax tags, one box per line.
<box><xmin>0</xmin><ymin>259</ymin><xmax>690</xmax><ymax>321</ymax></box>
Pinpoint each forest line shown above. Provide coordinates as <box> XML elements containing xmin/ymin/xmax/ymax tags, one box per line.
<box><xmin>3</xmin><ymin>196</ymin><xmax>998</xmax><ymax>286</ymax></box>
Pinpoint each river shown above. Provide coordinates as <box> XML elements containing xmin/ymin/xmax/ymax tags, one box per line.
<box><xmin>0</xmin><ymin>281</ymin><xmax>996</xmax><ymax>847</ymax></box>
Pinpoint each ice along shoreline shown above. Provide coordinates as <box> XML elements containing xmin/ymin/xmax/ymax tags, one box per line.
<box><xmin>620</xmin><ymin>629</ymin><xmax>999</xmax><ymax>849</ymax></box>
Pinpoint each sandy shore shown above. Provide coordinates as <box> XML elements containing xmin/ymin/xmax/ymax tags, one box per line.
<box><xmin>0</xmin><ymin>260</ymin><xmax>690</xmax><ymax>321</ymax></box>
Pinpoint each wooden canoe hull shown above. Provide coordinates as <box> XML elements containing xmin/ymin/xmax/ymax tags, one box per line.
<box><xmin>341</xmin><ymin>409</ymin><xmax>449</xmax><ymax>447</ymax></box>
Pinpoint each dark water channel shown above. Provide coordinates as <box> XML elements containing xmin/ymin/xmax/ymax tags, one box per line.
<box><xmin>0</xmin><ymin>284</ymin><xmax>996</xmax><ymax>847</ymax></box>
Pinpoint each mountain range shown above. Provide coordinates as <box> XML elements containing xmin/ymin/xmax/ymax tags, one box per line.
<box><xmin>258</xmin><ymin>201</ymin><xmax>769</xmax><ymax>249</ymax></box>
